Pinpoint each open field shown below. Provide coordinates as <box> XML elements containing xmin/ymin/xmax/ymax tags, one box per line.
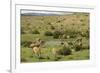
<box><xmin>21</xmin><ymin>12</ymin><xmax>90</xmax><ymax>62</ymax></box>
<box><xmin>21</xmin><ymin>47</ymin><xmax>89</xmax><ymax>62</ymax></box>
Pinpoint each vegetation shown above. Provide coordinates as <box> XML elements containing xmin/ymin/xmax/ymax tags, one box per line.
<box><xmin>44</xmin><ymin>31</ymin><xmax>53</xmax><ymax>36</ymax></box>
<box><xmin>53</xmin><ymin>30</ymin><xmax>63</xmax><ymax>39</ymax></box>
<box><xmin>32</xmin><ymin>29</ymin><xmax>40</xmax><ymax>34</ymax></box>
<box><xmin>58</xmin><ymin>46</ymin><xmax>72</xmax><ymax>55</ymax></box>
<box><xmin>21</xmin><ymin>12</ymin><xmax>90</xmax><ymax>62</ymax></box>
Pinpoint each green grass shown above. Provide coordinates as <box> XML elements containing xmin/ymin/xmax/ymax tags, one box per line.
<box><xmin>21</xmin><ymin>47</ymin><xmax>89</xmax><ymax>62</ymax></box>
<box><xmin>21</xmin><ymin>34</ymin><xmax>53</xmax><ymax>42</ymax></box>
<box><xmin>21</xmin><ymin>34</ymin><xmax>89</xmax><ymax>62</ymax></box>
<box><xmin>59</xmin><ymin>49</ymin><xmax>89</xmax><ymax>61</ymax></box>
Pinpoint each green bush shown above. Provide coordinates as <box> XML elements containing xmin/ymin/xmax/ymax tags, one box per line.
<box><xmin>21</xmin><ymin>27</ymin><xmax>26</xmax><ymax>34</ymax></box>
<box><xmin>21</xmin><ymin>29</ymin><xmax>26</xmax><ymax>34</ymax></box>
<box><xmin>53</xmin><ymin>35</ymin><xmax>59</xmax><ymax>39</ymax></box>
<box><xmin>79</xmin><ymin>30</ymin><xmax>89</xmax><ymax>38</ymax></box>
<box><xmin>82</xmin><ymin>45</ymin><xmax>89</xmax><ymax>49</ymax></box>
<box><xmin>50</xmin><ymin>26</ymin><xmax>55</xmax><ymax>30</ymax></box>
<box><xmin>86</xmin><ymin>30</ymin><xmax>89</xmax><ymax>38</ymax></box>
<box><xmin>70</xmin><ymin>35</ymin><xmax>76</xmax><ymax>38</ymax></box>
<box><xmin>44</xmin><ymin>31</ymin><xmax>53</xmax><ymax>36</ymax></box>
<box><xmin>21</xmin><ymin>41</ymin><xmax>32</xmax><ymax>47</ymax></box>
<box><xmin>58</xmin><ymin>46</ymin><xmax>72</xmax><ymax>56</ymax></box>
<box><xmin>75</xmin><ymin>45</ymin><xmax>82</xmax><ymax>51</ymax></box>
<box><xmin>32</xmin><ymin>30</ymin><xmax>40</xmax><ymax>34</ymax></box>
<box><xmin>80</xmin><ymin>19</ymin><xmax>84</xmax><ymax>22</ymax></box>
<box><xmin>53</xmin><ymin>30</ymin><xmax>63</xmax><ymax>39</ymax></box>
<box><xmin>65</xmin><ymin>30</ymin><xmax>77</xmax><ymax>38</ymax></box>
<box><xmin>75</xmin><ymin>44</ymin><xmax>89</xmax><ymax>51</ymax></box>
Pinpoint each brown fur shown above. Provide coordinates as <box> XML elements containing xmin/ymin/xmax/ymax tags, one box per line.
<box><xmin>32</xmin><ymin>47</ymin><xmax>41</xmax><ymax>56</ymax></box>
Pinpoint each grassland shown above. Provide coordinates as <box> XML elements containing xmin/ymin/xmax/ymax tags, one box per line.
<box><xmin>21</xmin><ymin>12</ymin><xmax>90</xmax><ymax>63</ymax></box>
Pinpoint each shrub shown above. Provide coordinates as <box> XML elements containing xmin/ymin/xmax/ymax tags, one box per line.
<box><xmin>21</xmin><ymin>41</ymin><xmax>32</xmax><ymax>47</ymax></box>
<box><xmin>48</xmin><ymin>22</ymin><xmax>51</xmax><ymax>25</ymax></box>
<box><xmin>72</xmin><ymin>23</ymin><xmax>75</xmax><ymax>25</ymax></box>
<box><xmin>53</xmin><ymin>30</ymin><xmax>63</xmax><ymax>39</ymax></box>
<box><xmin>75</xmin><ymin>44</ymin><xmax>89</xmax><ymax>51</ymax></box>
<box><xmin>65</xmin><ymin>30</ymin><xmax>77</xmax><ymax>38</ymax></box>
<box><xmin>53</xmin><ymin>34</ymin><xmax>59</xmax><ymax>39</ymax></box>
<box><xmin>86</xmin><ymin>30</ymin><xmax>89</xmax><ymax>38</ymax></box>
<box><xmin>58</xmin><ymin>46</ymin><xmax>72</xmax><ymax>56</ymax></box>
<box><xmin>27</xmin><ymin>23</ymin><xmax>31</xmax><ymax>25</ymax></box>
<box><xmin>50</xmin><ymin>26</ymin><xmax>55</xmax><ymax>30</ymax></box>
<box><xmin>80</xmin><ymin>31</ymin><xmax>89</xmax><ymax>38</ymax></box>
<box><xmin>56</xmin><ymin>20</ymin><xmax>61</xmax><ymax>23</ymax></box>
<box><xmin>21</xmin><ymin>29</ymin><xmax>26</xmax><ymax>34</ymax></box>
<box><xmin>82</xmin><ymin>45</ymin><xmax>89</xmax><ymax>49</ymax></box>
<box><xmin>53</xmin><ymin>56</ymin><xmax>61</xmax><ymax>61</ymax></box>
<box><xmin>80</xmin><ymin>19</ymin><xmax>84</xmax><ymax>22</ymax></box>
<box><xmin>75</xmin><ymin>45</ymin><xmax>82</xmax><ymax>51</ymax></box>
<box><xmin>21</xmin><ymin>26</ymin><xmax>26</xmax><ymax>34</ymax></box>
<box><xmin>44</xmin><ymin>31</ymin><xmax>53</xmax><ymax>36</ymax></box>
<box><xmin>82</xmin><ymin>23</ymin><xmax>85</xmax><ymax>26</ymax></box>
<box><xmin>70</xmin><ymin>35</ymin><xmax>76</xmax><ymax>38</ymax></box>
<box><xmin>32</xmin><ymin>30</ymin><xmax>40</xmax><ymax>34</ymax></box>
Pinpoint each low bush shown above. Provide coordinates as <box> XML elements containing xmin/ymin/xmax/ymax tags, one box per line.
<box><xmin>21</xmin><ymin>41</ymin><xmax>32</xmax><ymax>47</ymax></box>
<box><xmin>75</xmin><ymin>45</ymin><xmax>82</xmax><ymax>51</ymax></box>
<box><xmin>21</xmin><ymin>27</ymin><xmax>26</xmax><ymax>34</ymax></box>
<box><xmin>21</xmin><ymin>29</ymin><xmax>26</xmax><ymax>34</ymax></box>
<box><xmin>32</xmin><ymin>30</ymin><xmax>40</xmax><ymax>34</ymax></box>
<box><xmin>75</xmin><ymin>44</ymin><xmax>89</xmax><ymax>51</ymax></box>
<box><xmin>53</xmin><ymin>30</ymin><xmax>63</xmax><ymax>39</ymax></box>
<box><xmin>44</xmin><ymin>31</ymin><xmax>53</xmax><ymax>36</ymax></box>
<box><xmin>64</xmin><ymin>30</ymin><xmax>77</xmax><ymax>38</ymax></box>
<box><xmin>82</xmin><ymin>45</ymin><xmax>89</xmax><ymax>49</ymax></box>
<box><xmin>50</xmin><ymin>26</ymin><xmax>55</xmax><ymax>30</ymax></box>
<box><xmin>58</xmin><ymin>46</ymin><xmax>72</xmax><ymax>56</ymax></box>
